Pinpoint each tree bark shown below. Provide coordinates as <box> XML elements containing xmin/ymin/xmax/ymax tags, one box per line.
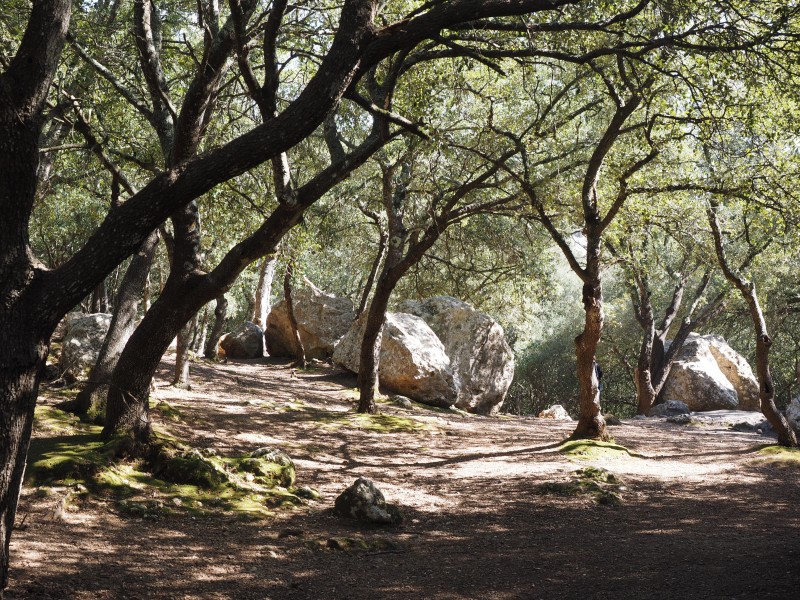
<box><xmin>0</xmin><ymin>366</ymin><xmax>40</xmax><ymax>594</ymax></box>
<box><xmin>192</xmin><ymin>306</ymin><xmax>210</xmax><ymax>353</ymax></box>
<box><xmin>357</xmin><ymin>224</ymin><xmax>388</xmax><ymax>318</ymax></box>
<box><xmin>74</xmin><ymin>231</ymin><xmax>159</xmax><ymax>421</ymax></box>
<box><xmin>102</xmin><ymin>271</ymin><xmax>203</xmax><ymax>441</ymax></box>
<box><xmin>357</xmin><ymin>281</ymin><xmax>392</xmax><ymax>414</ymax></box>
<box><xmin>356</xmin><ymin>162</ymin><xmax>407</xmax><ymax>413</ymax></box>
<box><xmin>0</xmin><ymin>2</ymin><xmax>73</xmax><ymax>590</ymax></box>
<box><xmin>572</xmin><ymin>279</ymin><xmax>610</xmax><ymax>440</ymax></box>
<box><xmin>283</xmin><ymin>261</ymin><xmax>306</xmax><ymax>366</ymax></box>
<box><xmin>634</xmin><ymin>302</ymin><xmax>658</xmax><ymax>416</ymax></box>
<box><xmin>173</xmin><ymin>314</ymin><xmax>196</xmax><ymax>389</ymax></box>
<box><xmin>205</xmin><ymin>295</ymin><xmax>228</xmax><ymax>358</ymax></box>
<box><xmin>90</xmin><ymin>280</ymin><xmax>108</xmax><ymax>313</ymax></box>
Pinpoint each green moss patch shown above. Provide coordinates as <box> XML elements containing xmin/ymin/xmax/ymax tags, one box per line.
<box><xmin>237</xmin><ymin>457</ymin><xmax>296</xmax><ymax>488</ymax></box>
<box><xmin>26</xmin><ymin>434</ymin><xmax>112</xmax><ymax>485</ymax></box>
<box><xmin>752</xmin><ymin>445</ymin><xmax>800</xmax><ymax>467</ymax></box>
<box><xmin>26</xmin><ymin>410</ymin><xmax>316</xmax><ymax>521</ymax></box>
<box><xmin>534</xmin><ymin>467</ymin><xmax>624</xmax><ymax>506</ymax></box>
<box><xmin>278</xmin><ymin>402</ymin><xmax>429</xmax><ymax>434</ymax></box>
<box><xmin>559</xmin><ymin>439</ymin><xmax>634</xmax><ymax>459</ymax></box>
<box><xmin>151</xmin><ymin>400</ymin><xmax>182</xmax><ymax>422</ymax></box>
<box><xmin>346</xmin><ymin>413</ymin><xmax>426</xmax><ymax>433</ymax></box>
<box><xmin>33</xmin><ymin>405</ymin><xmax>99</xmax><ymax>435</ymax></box>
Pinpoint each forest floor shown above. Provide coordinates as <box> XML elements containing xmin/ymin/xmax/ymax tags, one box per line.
<box><xmin>6</xmin><ymin>357</ymin><xmax>800</xmax><ymax>599</ymax></box>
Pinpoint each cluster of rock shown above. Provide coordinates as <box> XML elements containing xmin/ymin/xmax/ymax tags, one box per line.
<box><xmin>659</xmin><ymin>333</ymin><xmax>760</xmax><ymax>412</ymax></box>
<box><xmin>332</xmin><ymin>296</ymin><xmax>514</xmax><ymax>414</ymax></box>
<box><xmin>332</xmin><ymin>311</ymin><xmax>457</xmax><ymax>408</ymax></box>
<box><xmin>400</xmin><ymin>297</ymin><xmax>515</xmax><ymax>413</ymax></box>
<box><xmin>259</xmin><ymin>281</ymin><xmax>514</xmax><ymax>414</ymax></box>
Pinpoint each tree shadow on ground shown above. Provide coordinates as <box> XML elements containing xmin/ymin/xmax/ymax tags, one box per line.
<box><xmin>13</xmin><ymin>359</ymin><xmax>800</xmax><ymax>599</ymax></box>
<box><xmin>8</xmin><ymin>467</ymin><xmax>800</xmax><ymax>599</ymax></box>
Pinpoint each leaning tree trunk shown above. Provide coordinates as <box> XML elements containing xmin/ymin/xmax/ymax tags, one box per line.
<box><xmin>572</xmin><ymin>280</ymin><xmax>610</xmax><ymax>440</ymax></box>
<box><xmin>0</xmin><ymin>323</ymin><xmax>51</xmax><ymax>595</ymax></box>
<box><xmin>102</xmin><ymin>274</ymin><xmax>203</xmax><ymax>442</ymax></box>
<box><xmin>204</xmin><ymin>295</ymin><xmax>228</xmax><ymax>359</ymax></box>
<box><xmin>744</xmin><ymin>294</ymin><xmax>796</xmax><ymax>446</ymax></box>
<box><xmin>74</xmin><ymin>231</ymin><xmax>159</xmax><ymax>421</ymax></box>
<box><xmin>708</xmin><ymin>204</ymin><xmax>797</xmax><ymax>447</ymax></box>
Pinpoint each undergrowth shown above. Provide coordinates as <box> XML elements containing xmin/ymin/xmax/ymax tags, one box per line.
<box><xmin>27</xmin><ymin>405</ymin><xmax>320</xmax><ymax>522</ymax></box>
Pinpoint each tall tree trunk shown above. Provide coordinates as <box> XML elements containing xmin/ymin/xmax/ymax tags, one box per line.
<box><xmin>192</xmin><ymin>306</ymin><xmax>210</xmax><ymax>353</ymax></box>
<box><xmin>572</xmin><ymin>279</ymin><xmax>609</xmax><ymax>440</ymax></box>
<box><xmin>252</xmin><ymin>253</ymin><xmax>278</xmax><ymax>328</ymax></box>
<box><xmin>357</xmin><ymin>279</ymin><xmax>392</xmax><ymax>414</ymax></box>
<box><xmin>204</xmin><ymin>295</ymin><xmax>228</xmax><ymax>359</ymax></box>
<box><xmin>0</xmin><ymin>3</ymin><xmax>72</xmax><ymax>588</ymax></box>
<box><xmin>0</xmin><ymin>328</ymin><xmax>50</xmax><ymax>594</ymax></box>
<box><xmin>357</xmin><ymin>226</ymin><xmax>388</xmax><ymax>318</ymax></box>
<box><xmin>90</xmin><ymin>280</ymin><xmax>108</xmax><ymax>313</ymax></box>
<box><xmin>74</xmin><ymin>231</ymin><xmax>159</xmax><ymax>421</ymax></box>
<box><xmin>635</xmin><ymin>339</ymin><xmax>657</xmax><ymax>416</ymax></box>
<box><xmin>283</xmin><ymin>261</ymin><xmax>306</xmax><ymax>366</ymax></box>
<box><xmin>357</xmin><ymin>162</ymin><xmax>408</xmax><ymax>414</ymax></box>
<box><xmin>173</xmin><ymin>314</ymin><xmax>196</xmax><ymax>389</ymax></box>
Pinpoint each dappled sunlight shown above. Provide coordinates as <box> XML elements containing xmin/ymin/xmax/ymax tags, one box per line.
<box><xmin>12</xmin><ymin>358</ymin><xmax>800</xmax><ymax>599</ymax></box>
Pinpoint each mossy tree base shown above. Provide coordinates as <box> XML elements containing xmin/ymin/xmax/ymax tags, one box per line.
<box><xmin>570</xmin><ymin>415</ymin><xmax>611</xmax><ymax>442</ymax></box>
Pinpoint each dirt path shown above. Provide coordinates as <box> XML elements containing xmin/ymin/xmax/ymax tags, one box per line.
<box><xmin>7</xmin><ymin>358</ymin><xmax>800</xmax><ymax>599</ymax></box>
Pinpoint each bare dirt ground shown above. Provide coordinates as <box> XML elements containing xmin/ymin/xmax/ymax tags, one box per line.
<box><xmin>7</xmin><ymin>357</ymin><xmax>800</xmax><ymax>599</ymax></box>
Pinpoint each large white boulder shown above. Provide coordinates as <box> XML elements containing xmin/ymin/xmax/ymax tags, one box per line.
<box><xmin>332</xmin><ymin>312</ymin><xmax>457</xmax><ymax>408</ymax></box>
<box><xmin>660</xmin><ymin>333</ymin><xmax>760</xmax><ymax>412</ymax></box>
<box><xmin>265</xmin><ymin>280</ymin><xmax>354</xmax><ymax>360</ymax></box>
<box><xmin>58</xmin><ymin>313</ymin><xmax>112</xmax><ymax>380</ymax></box>
<box><xmin>399</xmin><ymin>296</ymin><xmax>515</xmax><ymax>415</ymax></box>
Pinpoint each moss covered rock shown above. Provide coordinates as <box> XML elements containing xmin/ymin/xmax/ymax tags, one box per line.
<box><xmin>151</xmin><ymin>448</ymin><xmax>229</xmax><ymax>489</ymax></box>
<box><xmin>237</xmin><ymin>456</ymin><xmax>295</xmax><ymax>488</ymax></box>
